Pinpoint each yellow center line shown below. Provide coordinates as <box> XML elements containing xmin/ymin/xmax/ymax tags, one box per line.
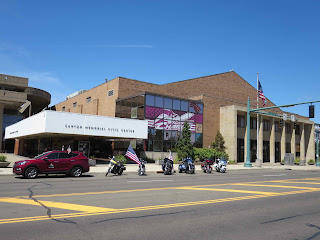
<box><xmin>2</xmin><ymin>187</ymin><xmax>320</xmax><ymax>225</ymax></box>
<box><xmin>0</xmin><ymin>194</ymin><xmax>270</xmax><ymax>224</ymax></box>
<box><xmin>6</xmin><ymin>177</ymin><xmax>320</xmax><ymax>200</ymax></box>
<box><xmin>232</xmin><ymin>183</ymin><xmax>320</xmax><ymax>190</ymax></box>
<box><xmin>274</xmin><ymin>181</ymin><xmax>320</xmax><ymax>185</ymax></box>
<box><xmin>0</xmin><ymin>198</ymin><xmax>115</xmax><ymax>212</ymax></box>
<box><xmin>176</xmin><ymin>187</ymin><xmax>277</xmax><ymax>195</ymax></box>
<box><xmin>1</xmin><ymin>177</ymin><xmax>320</xmax><ymax>225</ymax></box>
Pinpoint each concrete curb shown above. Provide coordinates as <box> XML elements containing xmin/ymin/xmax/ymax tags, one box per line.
<box><xmin>1</xmin><ymin>163</ymin><xmax>320</xmax><ymax>176</ymax></box>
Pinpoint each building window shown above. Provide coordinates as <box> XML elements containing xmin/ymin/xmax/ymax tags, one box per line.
<box><xmin>146</xmin><ymin>95</ymin><xmax>154</xmax><ymax>106</ymax></box>
<box><xmin>164</xmin><ymin>98</ymin><xmax>172</xmax><ymax>109</ymax></box>
<box><xmin>250</xmin><ymin>117</ymin><xmax>257</xmax><ymax>129</ymax></box>
<box><xmin>62</xmin><ymin>107</ymin><xmax>65</xmax><ymax>111</ymax></box>
<box><xmin>108</xmin><ymin>89</ymin><xmax>114</xmax><ymax>97</ymax></box>
<box><xmin>263</xmin><ymin>119</ymin><xmax>270</xmax><ymax>131</ymax></box>
<box><xmin>237</xmin><ymin>115</ymin><xmax>245</xmax><ymax>128</ymax></box>
<box><xmin>173</xmin><ymin>99</ymin><xmax>180</xmax><ymax>110</ymax></box>
<box><xmin>285</xmin><ymin>123</ymin><xmax>292</xmax><ymax>134</ymax></box>
<box><xmin>155</xmin><ymin>96</ymin><xmax>163</xmax><ymax>108</ymax></box>
<box><xmin>181</xmin><ymin>101</ymin><xmax>188</xmax><ymax>112</ymax></box>
<box><xmin>275</xmin><ymin>121</ymin><xmax>281</xmax><ymax>132</ymax></box>
<box><xmin>86</xmin><ymin>97</ymin><xmax>91</xmax><ymax>103</ymax></box>
<box><xmin>73</xmin><ymin>102</ymin><xmax>77</xmax><ymax>108</ymax></box>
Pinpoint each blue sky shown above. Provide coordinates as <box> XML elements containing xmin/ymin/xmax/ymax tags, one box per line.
<box><xmin>0</xmin><ymin>0</ymin><xmax>319</xmax><ymax>123</ymax></box>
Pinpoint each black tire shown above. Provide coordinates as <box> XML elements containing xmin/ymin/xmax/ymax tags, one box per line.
<box><xmin>118</xmin><ymin>169</ymin><xmax>123</xmax><ymax>175</ymax></box>
<box><xmin>24</xmin><ymin>167</ymin><xmax>39</xmax><ymax>179</ymax></box>
<box><xmin>70</xmin><ymin>166</ymin><xmax>83</xmax><ymax>177</ymax></box>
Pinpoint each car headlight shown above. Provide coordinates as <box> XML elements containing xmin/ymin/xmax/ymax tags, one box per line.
<box><xmin>17</xmin><ymin>161</ymin><xmax>28</xmax><ymax>165</ymax></box>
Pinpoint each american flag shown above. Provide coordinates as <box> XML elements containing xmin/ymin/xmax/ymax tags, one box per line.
<box><xmin>189</xmin><ymin>102</ymin><xmax>201</xmax><ymax>113</ymax></box>
<box><xmin>168</xmin><ymin>150</ymin><xmax>173</xmax><ymax>161</ymax></box>
<box><xmin>258</xmin><ymin>80</ymin><xmax>267</xmax><ymax>107</ymax></box>
<box><xmin>67</xmin><ymin>145</ymin><xmax>71</xmax><ymax>154</ymax></box>
<box><xmin>61</xmin><ymin>145</ymin><xmax>65</xmax><ymax>151</ymax></box>
<box><xmin>125</xmin><ymin>145</ymin><xmax>141</xmax><ymax>165</ymax></box>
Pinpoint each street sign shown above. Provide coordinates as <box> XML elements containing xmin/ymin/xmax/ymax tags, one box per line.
<box><xmin>283</xmin><ymin>113</ymin><xmax>287</xmax><ymax>121</ymax></box>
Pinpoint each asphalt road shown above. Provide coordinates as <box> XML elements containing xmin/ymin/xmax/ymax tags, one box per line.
<box><xmin>1</xmin><ymin>169</ymin><xmax>320</xmax><ymax>240</ymax></box>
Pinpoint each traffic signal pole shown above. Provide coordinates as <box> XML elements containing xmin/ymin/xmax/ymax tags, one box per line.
<box><xmin>245</xmin><ymin>98</ymin><xmax>320</xmax><ymax>167</ymax></box>
<box><xmin>317</xmin><ymin>132</ymin><xmax>320</xmax><ymax>167</ymax></box>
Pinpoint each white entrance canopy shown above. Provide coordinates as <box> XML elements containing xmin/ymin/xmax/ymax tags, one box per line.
<box><xmin>5</xmin><ymin>110</ymin><xmax>148</xmax><ymax>140</ymax></box>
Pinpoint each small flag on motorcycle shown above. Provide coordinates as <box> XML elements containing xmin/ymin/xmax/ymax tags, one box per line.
<box><xmin>125</xmin><ymin>145</ymin><xmax>141</xmax><ymax>165</ymax></box>
<box><xmin>168</xmin><ymin>150</ymin><xmax>173</xmax><ymax>161</ymax></box>
<box><xmin>61</xmin><ymin>145</ymin><xmax>64</xmax><ymax>151</ymax></box>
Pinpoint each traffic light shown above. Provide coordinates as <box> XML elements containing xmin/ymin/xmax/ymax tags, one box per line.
<box><xmin>309</xmin><ymin>105</ymin><xmax>315</xmax><ymax>118</ymax></box>
<box><xmin>294</xmin><ymin>121</ymin><xmax>297</xmax><ymax>129</ymax></box>
<box><xmin>279</xmin><ymin>119</ymin><xmax>283</xmax><ymax>128</ymax></box>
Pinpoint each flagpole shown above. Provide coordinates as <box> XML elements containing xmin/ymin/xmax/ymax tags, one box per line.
<box><xmin>256</xmin><ymin>72</ymin><xmax>259</xmax><ymax>167</ymax></box>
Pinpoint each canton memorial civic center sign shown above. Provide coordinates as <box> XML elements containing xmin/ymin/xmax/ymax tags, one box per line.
<box><xmin>5</xmin><ymin>111</ymin><xmax>148</xmax><ymax>140</ymax></box>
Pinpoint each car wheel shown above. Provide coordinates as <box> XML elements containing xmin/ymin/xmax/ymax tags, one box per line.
<box><xmin>70</xmin><ymin>166</ymin><xmax>83</xmax><ymax>177</ymax></box>
<box><xmin>24</xmin><ymin>167</ymin><xmax>39</xmax><ymax>179</ymax></box>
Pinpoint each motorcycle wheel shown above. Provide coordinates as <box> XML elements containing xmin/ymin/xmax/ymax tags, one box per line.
<box><xmin>220</xmin><ymin>168</ymin><xmax>226</xmax><ymax>173</ymax></box>
<box><xmin>118</xmin><ymin>169</ymin><xmax>123</xmax><ymax>175</ymax></box>
<box><xmin>207</xmin><ymin>168</ymin><xmax>212</xmax><ymax>174</ymax></box>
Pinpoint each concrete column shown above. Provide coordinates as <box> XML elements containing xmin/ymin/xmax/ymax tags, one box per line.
<box><xmin>291</xmin><ymin>122</ymin><xmax>296</xmax><ymax>159</ymax></box>
<box><xmin>300</xmin><ymin>123</ymin><xmax>305</xmax><ymax>162</ymax></box>
<box><xmin>0</xmin><ymin>103</ymin><xmax>4</xmax><ymax>152</ymax></box>
<box><xmin>259</xmin><ymin>116</ymin><xmax>263</xmax><ymax>162</ymax></box>
<box><xmin>281</xmin><ymin>122</ymin><xmax>286</xmax><ymax>161</ymax></box>
<box><xmin>306</xmin><ymin>124</ymin><xmax>315</xmax><ymax>163</ymax></box>
<box><xmin>270</xmin><ymin>118</ymin><xmax>275</xmax><ymax>163</ymax></box>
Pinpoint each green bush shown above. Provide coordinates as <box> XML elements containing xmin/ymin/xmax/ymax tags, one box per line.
<box><xmin>228</xmin><ymin>160</ymin><xmax>236</xmax><ymax>164</ymax></box>
<box><xmin>308</xmin><ymin>159</ymin><xmax>314</xmax><ymax>164</ymax></box>
<box><xmin>193</xmin><ymin>147</ymin><xmax>228</xmax><ymax>162</ymax></box>
<box><xmin>0</xmin><ymin>155</ymin><xmax>7</xmax><ymax>162</ymax></box>
<box><xmin>115</xmin><ymin>154</ymin><xmax>127</xmax><ymax>164</ymax></box>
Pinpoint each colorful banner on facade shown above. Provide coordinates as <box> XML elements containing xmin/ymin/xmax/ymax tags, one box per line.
<box><xmin>145</xmin><ymin>107</ymin><xmax>203</xmax><ymax>132</ymax></box>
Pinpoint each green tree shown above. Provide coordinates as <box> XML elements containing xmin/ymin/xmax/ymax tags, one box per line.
<box><xmin>211</xmin><ymin>131</ymin><xmax>226</xmax><ymax>152</ymax></box>
<box><xmin>176</xmin><ymin>122</ymin><xmax>194</xmax><ymax>160</ymax></box>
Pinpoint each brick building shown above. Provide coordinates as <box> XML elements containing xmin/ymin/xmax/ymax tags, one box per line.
<box><xmin>55</xmin><ymin>71</ymin><xmax>315</xmax><ymax>163</ymax></box>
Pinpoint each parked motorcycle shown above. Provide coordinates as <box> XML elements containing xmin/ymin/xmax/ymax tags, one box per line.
<box><xmin>105</xmin><ymin>157</ymin><xmax>126</xmax><ymax>176</ymax></box>
<box><xmin>201</xmin><ymin>158</ymin><xmax>214</xmax><ymax>173</ymax></box>
<box><xmin>179</xmin><ymin>157</ymin><xmax>195</xmax><ymax>174</ymax></box>
<box><xmin>162</xmin><ymin>158</ymin><xmax>174</xmax><ymax>175</ymax></box>
<box><xmin>214</xmin><ymin>158</ymin><xmax>228</xmax><ymax>173</ymax></box>
<box><xmin>138</xmin><ymin>158</ymin><xmax>146</xmax><ymax>176</ymax></box>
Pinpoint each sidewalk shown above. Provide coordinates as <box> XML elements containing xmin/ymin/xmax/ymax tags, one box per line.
<box><xmin>1</xmin><ymin>162</ymin><xmax>320</xmax><ymax>176</ymax></box>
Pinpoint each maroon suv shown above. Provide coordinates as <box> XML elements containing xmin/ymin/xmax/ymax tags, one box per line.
<box><xmin>13</xmin><ymin>151</ymin><xmax>90</xmax><ymax>179</ymax></box>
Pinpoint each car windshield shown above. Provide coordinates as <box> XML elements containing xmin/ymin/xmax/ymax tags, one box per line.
<box><xmin>33</xmin><ymin>152</ymin><xmax>50</xmax><ymax>159</ymax></box>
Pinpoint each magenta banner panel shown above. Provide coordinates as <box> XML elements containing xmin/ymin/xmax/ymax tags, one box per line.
<box><xmin>146</xmin><ymin>107</ymin><xmax>203</xmax><ymax>132</ymax></box>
